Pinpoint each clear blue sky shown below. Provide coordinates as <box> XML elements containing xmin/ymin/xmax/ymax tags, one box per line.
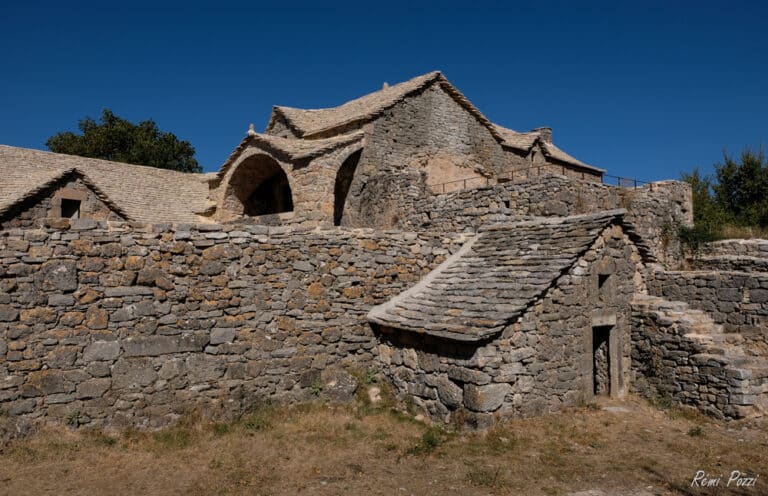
<box><xmin>2</xmin><ymin>1</ymin><xmax>766</xmax><ymax>180</ymax></box>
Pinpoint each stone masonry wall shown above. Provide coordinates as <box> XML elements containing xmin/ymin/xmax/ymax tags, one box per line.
<box><xmin>689</xmin><ymin>239</ymin><xmax>768</xmax><ymax>272</ymax></box>
<box><xmin>630</xmin><ymin>296</ymin><xmax>760</xmax><ymax>419</ymax></box>
<box><xmin>0</xmin><ymin>219</ymin><xmax>466</xmax><ymax>428</ymax></box>
<box><xmin>376</xmin><ymin>225</ymin><xmax>642</xmax><ymax>428</ymax></box>
<box><xmin>402</xmin><ymin>175</ymin><xmax>692</xmax><ymax>265</ymax></box>
<box><xmin>647</xmin><ymin>270</ymin><xmax>768</xmax><ymax>355</ymax></box>
<box><xmin>1</xmin><ymin>177</ymin><xmax>123</xmax><ymax>230</ymax></box>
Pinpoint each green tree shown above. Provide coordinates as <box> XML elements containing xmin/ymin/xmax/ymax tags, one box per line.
<box><xmin>46</xmin><ymin>109</ymin><xmax>201</xmax><ymax>173</ymax></box>
<box><xmin>712</xmin><ymin>147</ymin><xmax>768</xmax><ymax>227</ymax></box>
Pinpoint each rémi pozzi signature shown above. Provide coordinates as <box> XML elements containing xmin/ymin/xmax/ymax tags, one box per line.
<box><xmin>691</xmin><ymin>470</ymin><xmax>759</xmax><ymax>488</ymax></box>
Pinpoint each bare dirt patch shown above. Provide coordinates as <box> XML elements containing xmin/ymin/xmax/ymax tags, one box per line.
<box><xmin>0</xmin><ymin>396</ymin><xmax>765</xmax><ymax>496</ymax></box>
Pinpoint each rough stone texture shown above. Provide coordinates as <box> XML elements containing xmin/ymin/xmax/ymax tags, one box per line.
<box><xmin>688</xmin><ymin>239</ymin><xmax>768</xmax><ymax>272</ymax></box>
<box><xmin>0</xmin><ymin>222</ymin><xmax>464</xmax><ymax>427</ymax></box>
<box><xmin>402</xmin><ymin>175</ymin><xmax>692</xmax><ymax>266</ymax></box>
<box><xmin>375</xmin><ymin>223</ymin><xmax>645</xmax><ymax>427</ymax></box>
<box><xmin>630</xmin><ymin>296</ymin><xmax>768</xmax><ymax>420</ymax></box>
<box><xmin>647</xmin><ymin>269</ymin><xmax>768</xmax><ymax>355</ymax></box>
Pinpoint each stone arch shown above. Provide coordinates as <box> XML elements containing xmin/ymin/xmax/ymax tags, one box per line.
<box><xmin>222</xmin><ymin>153</ymin><xmax>294</xmax><ymax>219</ymax></box>
<box><xmin>333</xmin><ymin>149</ymin><xmax>362</xmax><ymax>226</ymax></box>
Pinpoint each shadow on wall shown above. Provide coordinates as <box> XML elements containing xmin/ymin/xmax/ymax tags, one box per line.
<box><xmin>224</xmin><ymin>154</ymin><xmax>294</xmax><ymax>218</ymax></box>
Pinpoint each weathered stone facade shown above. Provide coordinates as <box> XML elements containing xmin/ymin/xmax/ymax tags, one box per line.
<box><xmin>371</xmin><ymin>213</ymin><xmax>646</xmax><ymax>427</ymax></box>
<box><xmin>3</xmin><ymin>70</ymin><xmax>765</xmax><ymax>430</ymax></box>
<box><xmin>631</xmin><ymin>296</ymin><xmax>767</xmax><ymax>419</ymax></box>
<box><xmin>1</xmin><ymin>176</ymin><xmax>123</xmax><ymax>230</ymax></box>
<box><xmin>0</xmin><ymin>220</ymin><xmax>465</xmax><ymax>427</ymax></box>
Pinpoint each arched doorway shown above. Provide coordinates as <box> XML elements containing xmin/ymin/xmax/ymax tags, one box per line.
<box><xmin>224</xmin><ymin>154</ymin><xmax>294</xmax><ymax>218</ymax></box>
<box><xmin>334</xmin><ymin>149</ymin><xmax>362</xmax><ymax>226</ymax></box>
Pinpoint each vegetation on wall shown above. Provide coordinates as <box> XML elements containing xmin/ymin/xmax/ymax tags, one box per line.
<box><xmin>680</xmin><ymin>147</ymin><xmax>768</xmax><ymax>251</ymax></box>
<box><xmin>46</xmin><ymin>109</ymin><xmax>202</xmax><ymax>173</ymax></box>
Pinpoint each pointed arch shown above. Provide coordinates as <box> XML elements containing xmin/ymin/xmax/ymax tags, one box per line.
<box><xmin>334</xmin><ymin>149</ymin><xmax>362</xmax><ymax>226</ymax></box>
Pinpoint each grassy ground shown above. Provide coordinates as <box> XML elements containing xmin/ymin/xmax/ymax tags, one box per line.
<box><xmin>0</xmin><ymin>395</ymin><xmax>765</xmax><ymax>496</ymax></box>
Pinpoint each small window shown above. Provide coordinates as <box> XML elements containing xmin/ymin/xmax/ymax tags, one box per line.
<box><xmin>61</xmin><ymin>199</ymin><xmax>81</xmax><ymax>219</ymax></box>
<box><xmin>598</xmin><ymin>273</ymin><xmax>610</xmax><ymax>289</ymax></box>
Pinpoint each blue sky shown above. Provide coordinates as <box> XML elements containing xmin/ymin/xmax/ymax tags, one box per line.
<box><xmin>1</xmin><ymin>1</ymin><xmax>766</xmax><ymax>180</ymax></box>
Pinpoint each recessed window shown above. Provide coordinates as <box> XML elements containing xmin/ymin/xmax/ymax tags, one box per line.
<box><xmin>598</xmin><ymin>273</ymin><xmax>610</xmax><ymax>289</ymax></box>
<box><xmin>61</xmin><ymin>199</ymin><xmax>81</xmax><ymax>219</ymax></box>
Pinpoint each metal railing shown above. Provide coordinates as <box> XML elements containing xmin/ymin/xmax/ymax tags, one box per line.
<box><xmin>429</xmin><ymin>164</ymin><xmax>653</xmax><ymax>195</ymax></box>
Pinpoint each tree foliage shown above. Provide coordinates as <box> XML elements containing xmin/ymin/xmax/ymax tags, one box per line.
<box><xmin>46</xmin><ymin>109</ymin><xmax>201</xmax><ymax>173</ymax></box>
<box><xmin>681</xmin><ymin>147</ymin><xmax>768</xmax><ymax>245</ymax></box>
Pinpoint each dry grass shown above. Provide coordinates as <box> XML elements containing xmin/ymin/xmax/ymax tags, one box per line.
<box><xmin>0</xmin><ymin>396</ymin><xmax>766</xmax><ymax>496</ymax></box>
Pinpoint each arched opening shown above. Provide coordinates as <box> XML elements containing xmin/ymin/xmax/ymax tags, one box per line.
<box><xmin>334</xmin><ymin>149</ymin><xmax>362</xmax><ymax>226</ymax></box>
<box><xmin>224</xmin><ymin>154</ymin><xmax>294</xmax><ymax>218</ymax></box>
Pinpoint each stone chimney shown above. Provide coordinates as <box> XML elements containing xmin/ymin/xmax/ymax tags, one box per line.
<box><xmin>533</xmin><ymin>127</ymin><xmax>552</xmax><ymax>142</ymax></box>
<box><xmin>382</xmin><ymin>82</ymin><xmax>389</xmax><ymax>90</ymax></box>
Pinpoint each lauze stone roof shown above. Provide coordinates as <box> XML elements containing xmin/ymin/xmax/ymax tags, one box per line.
<box><xmin>265</xmin><ymin>70</ymin><xmax>600</xmax><ymax>172</ymax></box>
<box><xmin>368</xmin><ymin>210</ymin><xmax>634</xmax><ymax>342</ymax></box>
<box><xmin>0</xmin><ymin>145</ymin><xmax>210</xmax><ymax>224</ymax></box>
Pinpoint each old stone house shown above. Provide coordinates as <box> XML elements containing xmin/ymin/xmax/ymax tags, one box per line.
<box><xmin>0</xmin><ymin>71</ymin><xmax>765</xmax><ymax>430</ymax></box>
<box><xmin>0</xmin><ymin>71</ymin><xmax>601</xmax><ymax>230</ymax></box>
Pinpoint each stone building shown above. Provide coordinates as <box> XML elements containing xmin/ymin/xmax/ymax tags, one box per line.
<box><xmin>0</xmin><ymin>71</ymin><xmax>765</xmax><ymax>430</ymax></box>
<box><xmin>0</xmin><ymin>71</ymin><xmax>602</xmax><ymax>230</ymax></box>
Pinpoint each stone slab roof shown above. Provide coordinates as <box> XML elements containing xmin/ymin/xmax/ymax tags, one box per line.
<box><xmin>216</xmin><ymin>130</ymin><xmax>364</xmax><ymax>178</ymax></box>
<box><xmin>0</xmin><ymin>145</ymin><xmax>210</xmax><ymax>224</ymax></box>
<box><xmin>493</xmin><ymin>124</ymin><xmax>604</xmax><ymax>173</ymax></box>
<box><xmin>368</xmin><ymin>210</ymin><xmax>634</xmax><ymax>342</ymax></box>
<box><xmin>264</xmin><ymin>71</ymin><xmax>601</xmax><ymax>173</ymax></box>
<box><xmin>267</xmin><ymin>72</ymin><xmax>444</xmax><ymax>138</ymax></box>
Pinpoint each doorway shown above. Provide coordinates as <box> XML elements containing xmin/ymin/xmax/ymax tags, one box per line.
<box><xmin>592</xmin><ymin>325</ymin><xmax>612</xmax><ymax>396</ymax></box>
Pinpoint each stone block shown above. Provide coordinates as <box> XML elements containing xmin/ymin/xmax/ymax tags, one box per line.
<box><xmin>434</xmin><ymin>376</ymin><xmax>463</xmax><ymax>409</ymax></box>
<box><xmin>122</xmin><ymin>333</ymin><xmax>209</xmax><ymax>357</ymax></box>
<box><xmin>0</xmin><ymin>304</ymin><xmax>19</xmax><ymax>322</ymax></box>
<box><xmin>36</xmin><ymin>260</ymin><xmax>78</xmax><ymax>292</ymax></box>
<box><xmin>463</xmin><ymin>383</ymin><xmax>512</xmax><ymax>412</ymax></box>
<box><xmin>210</xmin><ymin>328</ymin><xmax>236</xmax><ymax>345</ymax></box>
<box><xmin>83</xmin><ymin>340</ymin><xmax>120</xmax><ymax>362</ymax></box>
<box><xmin>76</xmin><ymin>378</ymin><xmax>111</xmax><ymax>399</ymax></box>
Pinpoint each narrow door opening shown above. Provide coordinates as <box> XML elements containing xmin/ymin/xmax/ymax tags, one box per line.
<box><xmin>592</xmin><ymin>325</ymin><xmax>611</xmax><ymax>396</ymax></box>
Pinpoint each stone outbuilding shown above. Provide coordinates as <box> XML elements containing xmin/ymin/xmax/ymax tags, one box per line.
<box><xmin>368</xmin><ymin>210</ymin><xmax>653</xmax><ymax>426</ymax></box>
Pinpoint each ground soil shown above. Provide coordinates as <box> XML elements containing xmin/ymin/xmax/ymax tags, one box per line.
<box><xmin>0</xmin><ymin>395</ymin><xmax>766</xmax><ymax>496</ymax></box>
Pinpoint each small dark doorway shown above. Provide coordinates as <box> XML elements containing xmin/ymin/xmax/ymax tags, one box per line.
<box><xmin>334</xmin><ymin>150</ymin><xmax>362</xmax><ymax>226</ymax></box>
<box><xmin>592</xmin><ymin>326</ymin><xmax>611</xmax><ymax>396</ymax></box>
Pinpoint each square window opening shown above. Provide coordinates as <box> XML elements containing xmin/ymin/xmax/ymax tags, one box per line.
<box><xmin>61</xmin><ymin>199</ymin><xmax>81</xmax><ymax>219</ymax></box>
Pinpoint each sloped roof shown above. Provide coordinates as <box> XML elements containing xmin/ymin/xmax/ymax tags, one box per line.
<box><xmin>368</xmin><ymin>210</ymin><xmax>634</xmax><ymax>342</ymax></box>
<box><xmin>0</xmin><ymin>145</ymin><xmax>210</xmax><ymax>224</ymax></box>
<box><xmin>493</xmin><ymin>124</ymin><xmax>605</xmax><ymax>173</ymax></box>
<box><xmin>266</xmin><ymin>71</ymin><xmax>506</xmax><ymax>143</ymax></box>
<box><xmin>217</xmin><ymin>130</ymin><xmax>364</xmax><ymax>178</ymax></box>
<box><xmin>492</xmin><ymin>124</ymin><xmax>540</xmax><ymax>151</ymax></box>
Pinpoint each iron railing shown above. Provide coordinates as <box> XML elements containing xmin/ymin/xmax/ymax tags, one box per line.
<box><xmin>429</xmin><ymin>165</ymin><xmax>652</xmax><ymax>194</ymax></box>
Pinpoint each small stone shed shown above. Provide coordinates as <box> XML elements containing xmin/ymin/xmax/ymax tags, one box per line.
<box><xmin>368</xmin><ymin>209</ymin><xmax>653</xmax><ymax>427</ymax></box>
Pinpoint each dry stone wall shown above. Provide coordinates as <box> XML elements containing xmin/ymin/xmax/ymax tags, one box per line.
<box><xmin>647</xmin><ymin>269</ymin><xmax>768</xmax><ymax>355</ymax></box>
<box><xmin>631</xmin><ymin>296</ymin><xmax>762</xmax><ymax>419</ymax></box>
<box><xmin>402</xmin><ymin>175</ymin><xmax>692</xmax><ymax>265</ymax></box>
<box><xmin>0</xmin><ymin>220</ymin><xmax>466</xmax><ymax>427</ymax></box>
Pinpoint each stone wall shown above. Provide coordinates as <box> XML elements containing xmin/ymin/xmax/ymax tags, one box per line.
<box><xmin>1</xmin><ymin>177</ymin><xmax>123</xmax><ymax>230</ymax></box>
<box><xmin>647</xmin><ymin>269</ymin><xmax>768</xmax><ymax>355</ymax></box>
<box><xmin>403</xmin><ymin>175</ymin><xmax>692</xmax><ymax>265</ymax></box>
<box><xmin>376</xmin><ymin>225</ymin><xmax>642</xmax><ymax>428</ymax></box>
<box><xmin>630</xmin><ymin>296</ymin><xmax>762</xmax><ymax>419</ymax></box>
<box><xmin>689</xmin><ymin>239</ymin><xmax>768</xmax><ymax>272</ymax></box>
<box><xmin>0</xmin><ymin>220</ymin><xmax>466</xmax><ymax>427</ymax></box>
